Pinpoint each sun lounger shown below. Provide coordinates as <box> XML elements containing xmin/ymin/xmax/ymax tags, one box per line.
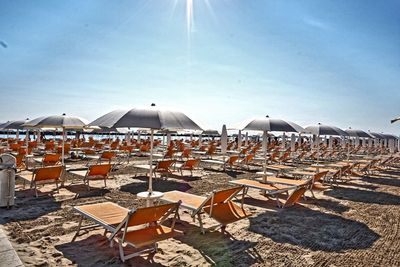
<box><xmin>33</xmin><ymin>153</ymin><xmax>61</xmax><ymax>166</ymax></box>
<box><xmin>134</xmin><ymin>159</ymin><xmax>175</xmax><ymax>178</ymax></box>
<box><xmin>174</xmin><ymin>158</ymin><xmax>200</xmax><ymax>176</ymax></box>
<box><xmin>229</xmin><ymin>178</ymin><xmax>310</xmax><ymax>208</ymax></box>
<box><xmin>18</xmin><ymin>165</ymin><xmax>64</xmax><ymax>197</ymax></box>
<box><xmin>161</xmin><ymin>187</ymin><xmax>251</xmax><ymax>234</ymax></box>
<box><xmin>69</xmin><ymin>164</ymin><xmax>113</xmax><ymax>190</ymax></box>
<box><xmin>73</xmin><ymin>201</ymin><xmax>182</xmax><ymax>261</ymax></box>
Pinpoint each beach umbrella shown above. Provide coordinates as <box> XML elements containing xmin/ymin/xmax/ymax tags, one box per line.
<box><xmin>24</xmin><ymin>114</ymin><xmax>87</xmax><ymax>164</ymax></box>
<box><xmin>0</xmin><ymin>119</ymin><xmax>29</xmax><ymax>140</ymax></box>
<box><xmin>242</xmin><ymin>116</ymin><xmax>304</xmax><ymax>175</ymax></box>
<box><xmin>201</xmin><ymin>129</ymin><xmax>220</xmax><ymax>136</ymax></box>
<box><xmin>244</xmin><ymin>132</ymin><xmax>249</xmax><ymax>146</ymax></box>
<box><xmin>391</xmin><ymin>117</ymin><xmax>400</xmax><ymax>124</ymax></box>
<box><xmin>345</xmin><ymin>128</ymin><xmax>373</xmax><ymax>138</ymax></box>
<box><xmin>303</xmin><ymin>123</ymin><xmax>348</xmax><ymax>136</ymax></box>
<box><xmin>242</xmin><ymin>116</ymin><xmax>304</xmax><ymax>133</ymax></box>
<box><xmin>89</xmin><ymin>104</ymin><xmax>202</xmax><ymax>194</ymax></box>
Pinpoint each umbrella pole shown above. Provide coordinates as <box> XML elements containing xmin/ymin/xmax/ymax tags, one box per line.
<box><xmin>148</xmin><ymin>129</ymin><xmax>154</xmax><ymax>193</ymax></box>
<box><xmin>26</xmin><ymin>129</ymin><xmax>29</xmax><ymax>155</ymax></box>
<box><xmin>263</xmin><ymin>130</ymin><xmax>268</xmax><ymax>181</ymax></box>
<box><xmin>62</xmin><ymin>127</ymin><xmax>65</xmax><ymax>165</ymax></box>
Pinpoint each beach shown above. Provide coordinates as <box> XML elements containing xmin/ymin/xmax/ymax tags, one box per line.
<box><xmin>1</xmin><ymin>156</ymin><xmax>399</xmax><ymax>266</ymax></box>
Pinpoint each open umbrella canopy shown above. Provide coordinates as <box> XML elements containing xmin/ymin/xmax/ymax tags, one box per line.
<box><xmin>89</xmin><ymin>106</ymin><xmax>202</xmax><ymax>131</ymax></box>
<box><xmin>201</xmin><ymin>129</ymin><xmax>220</xmax><ymax>136</ymax></box>
<box><xmin>368</xmin><ymin>132</ymin><xmax>386</xmax><ymax>139</ymax></box>
<box><xmin>0</xmin><ymin>119</ymin><xmax>29</xmax><ymax>130</ymax></box>
<box><xmin>382</xmin><ymin>133</ymin><xmax>399</xmax><ymax>140</ymax></box>
<box><xmin>303</xmin><ymin>123</ymin><xmax>348</xmax><ymax>136</ymax></box>
<box><xmin>391</xmin><ymin>117</ymin><xmax>400</xmax><ymax>124</ymax></box>
<box><xmin>242</xmin><ymin>116</ymin><xmax>304</xmax><ymax>133</ymax></box>
<box><xmin>24</xmin><ymin>114</ymin><xmax>87</xmax><ymax>129</ymax></box>
<box><xmin>345</xmin><ymin>128</ymin><xmax>373</xmax><ymax>138</ymax></box>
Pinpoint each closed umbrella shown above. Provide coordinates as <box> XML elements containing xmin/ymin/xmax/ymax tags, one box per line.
<box><xmin>89</xmin><ymin>104</ymin><xmax>202</xmax><ymax>195</ymax></box>
<box><xmin>221</xmin><ymin>125</ymin><xmax>228</xmax><ymax>154</ymax></box>
<box><xmin>24</xmin><ymin>114</ymin><xmax>87</xmax><ymax>165</ymax></box>
<box><xmin>237</xmin><ymin>130</ymin><xmax>242</xmax><ymax>151</ymax></box>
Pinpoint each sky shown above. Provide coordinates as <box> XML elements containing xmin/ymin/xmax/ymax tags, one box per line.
<box><xmin>0</xmin><ymin>0</ymin><xmax>399</xmax><ymax>133</ymax></box>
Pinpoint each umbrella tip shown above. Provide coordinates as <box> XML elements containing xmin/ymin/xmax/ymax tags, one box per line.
<box><xmin>151</xmin><ymin>103</ymin><xmax>156</xmax><ymax>107</ymax></box>
<box><xmin>266</xmin><ymin>115</ymin><xmax>269</xmax><ymax>118</ymax></box>
<box><xmin>318</xmin><ymin>122</ymin><xmax>321</xmax><ymax>125</ymax></box>
<box><xmin>62</xmin><ymin>113</ymin><xmax>66</xmax><ymax>116</ymax></box>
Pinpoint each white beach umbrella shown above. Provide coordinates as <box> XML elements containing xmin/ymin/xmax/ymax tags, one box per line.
<box><xmin>0</xmin><ymin>119</ymin><xmax>29</xmax><ymax>140</ymax></box>
<box><xmin>24</xmin><ymin>114</ymin><xmax>87</xmax><ymax>164</ymax></box>
<box><xmin>89</xmin><ymin>104</ymin><xmax>202</xmax><ymax>194</ymax></box>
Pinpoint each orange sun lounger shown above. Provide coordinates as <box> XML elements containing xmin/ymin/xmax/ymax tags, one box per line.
<box><xmin>161</xmin><ymin>187</ymin><xmax>251</xmax><ymax>234</ymax></box>
<box><xmin>19</xmin><ymin>165</ymin><xmax>64</xmax><ymax>197</ymax></box>
<box><xmin>229</xmin><ymin>178</ymin><xmax>310</xmax><ymax>208</ymax></box>
<box><xmin>73</xmin><ymin>201</ymin><xmax>182</xmax><ymax>262</ymax></box>
<box><xmin>69</xmin><ymin>164</ymin><xmax>113</xmax><ymax>190</ymax></box>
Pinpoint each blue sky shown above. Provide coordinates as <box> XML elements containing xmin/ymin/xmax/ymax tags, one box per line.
<box><xmin>0</xmin><ymin>0</ymin><xmax>399</xmax><ymax>133</ymax></box>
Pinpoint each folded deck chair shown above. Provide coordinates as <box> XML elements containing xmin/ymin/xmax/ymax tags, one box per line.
<box><xmin>73</xmin><ymin>201</ymin><xmax>181</xmax><ymax>262</ymax></box>
<box><xmin>19</xmin><ymin>165</ymin><xmax>64</xmax><ymax>197</ymax></box>
<box><xmin>201</xmin><ymin>155</ymin><xmax>239</xmax><ymax>171</ymax></box>
<box><xmin>161</xmin><ymin>187</ymin><xmax>251</xmax><ymax>234</ymax></box>
<box><xmin>69</xmin><ymin>164</ymin><xmax>113</xmax><ymax>190</ymax></box>
<box><xmin>229</xmin><ymin>179</ymin><xmax>310</xmax><ymax>208</ymax></box>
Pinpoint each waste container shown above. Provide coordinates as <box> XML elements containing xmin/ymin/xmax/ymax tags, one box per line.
<box><xmin>0</xmin><ymin>154</ymin><xmax>16</xmax><ymax>208</ymax></box>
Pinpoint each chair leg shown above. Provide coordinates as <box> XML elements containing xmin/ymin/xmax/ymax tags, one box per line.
<box><xmin>72</xmin><ymin>216</ymin><xmax>83</xmax><ymax>242</ymax></box>
<box><xmin>197</xmin><ymin>214</ymin><xmax>205</xmax><ymax>234</ymax></box>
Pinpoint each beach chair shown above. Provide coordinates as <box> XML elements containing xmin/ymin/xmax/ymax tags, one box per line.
<box><xmin>229</xmin><ymin>179</ymin><xmax>311</xmax><ymax>208</ymax></box>
<box><xmin>19</xmin><ymin>165</ymin><xmax>64</xmax><ymax>197</ymax></box>
<box><xmin>72</xmin><ymin>202</ymin><xmax>182</xmax><ymax>261</ymax></box>
<box><xmin>35</xmin><ymin>153</ymin><xmax>61</xmax><ymax>167</ymax></box>
<box><xmin>134</xmin><ymin>159</ymin><xmax>176</xmax><ymax>178</ymax></box>
<box><xmin>175</xmin><ymin>158</ymin><xmax>200</xmax><ymax>176</ymax></box>
<box><xmin>69</xmin><ymin>164</ymin><xmax>113</xmax><ymax>190</ymax></box>
<box><xmin>161</xmin><ymin>187</ymin><xmax>251</xmax><ymax>234</ymax></box>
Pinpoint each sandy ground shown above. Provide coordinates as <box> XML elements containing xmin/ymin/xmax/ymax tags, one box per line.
<box><xmin>1</xmin><ymin>158</ymin><xmax>400</xmax><ymax>267</ymax></box>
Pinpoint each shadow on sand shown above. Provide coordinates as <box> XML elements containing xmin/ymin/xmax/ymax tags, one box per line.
<box><xmin>0</xmin><ymin>190</ymin><xmax>61</xmax><ymax>224</ymax></box>
<box><xmin>120</xmin><ymin>177</ymin><xmax>192</xmax><ymax>194</ymax></box>
<box><xmin>248</xmin><ymin>206</ymin><xmax>379</xmax><ymax>252</ymax></box>
<box><xmin>324</xmin><ymin>187</ymin><xmax>400</xmax><ymax>205</ymax></box>
<box><xmin>361</xmin><ymin>175</ymin><xmax>400</xmax><ymax>187</ymax></box>
<box><xmin>59</xmin><ymin>220</ymin><xmax>262</xmax><ymax>267</ymax></box>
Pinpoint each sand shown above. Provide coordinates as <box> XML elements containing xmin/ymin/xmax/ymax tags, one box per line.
<box><xmin>1</xmin><ymin>160</ymin><xmax>400</xmax><ymax>266</ymax></box>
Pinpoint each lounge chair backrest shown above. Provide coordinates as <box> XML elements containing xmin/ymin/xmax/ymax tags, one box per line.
<box><xmin>125</xmin><ymin>202</ymin><xmax>179</xmax><ymax>227</ymax></box>
<box><xmin>183</xmin><ymin>159</ymin><xmax>200</xmax><ymax>169</ymax></box>
<box><xmin>228</xmin><ymin>156</ymin><xmax>239</xmax><ymax>165</ymax></box>
<box><xmin>34</xmin><ymin>166</ymin><xmax>63</xmax><ymax>182</ymax></box>
<box><xmin>313</xmin><ymin>171</ymin><xmax>329</xmax><ymax>183</ymax></box>
<box><xmin>283</xmin><ymin>185</ymin><xmax>307</xmax><ymax>208</ymax></box>
<box><xmin>204</xmin><ymin>187</ymin><xmax>243</xmax><ymax>207</ymax></box>
<box><xmin>88</xmin><ymin>164</ymin><xmax>112</xmax><ymax>177</ymax></box>
<box><xmin>101</xmin><ymin>151</ymin><xmax>115</xmax><ymax>160</ymax></box>
<box><xmin>157</xmin><ymin>160</ymin><xmax>175</xmax><ymax>170</ymax></box>
<box><xmin>182</xmin><ymin>148</ymin><xmax>192</xmax><ymax>158</ymax></box>
<box><xmin>43</xmin><ymin>154</ymin><xmax>61</xmax><ymax>165</ymax></box>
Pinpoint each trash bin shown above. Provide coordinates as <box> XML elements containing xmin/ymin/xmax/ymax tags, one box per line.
<box><xmin>0</xmin><ymin>154</ymin><xmax>16</xmax><ymax>208</ymax></box>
